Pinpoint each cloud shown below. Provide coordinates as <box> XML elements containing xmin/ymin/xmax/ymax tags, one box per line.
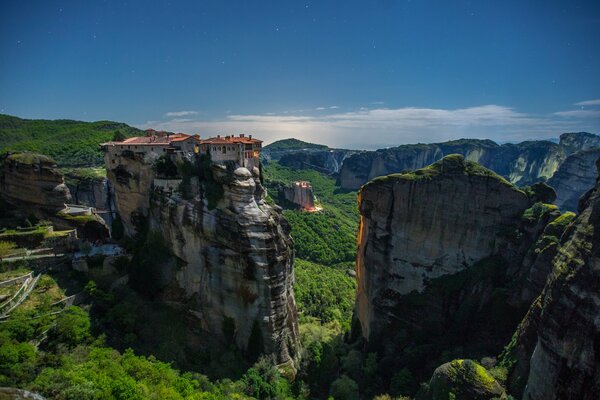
<box><xmin>554</xmin><ymin>109</ymin><xmax>600</xmax><ymax>118</ymax></box>
<box><xmin>164</xmin><ymin>110</ymin><xmax>198</xmax><ymax>117</ymax></box>
<box><xmin>574</xmin><ymin>99</ymin><xmax>600</xmax><ymax>106</ymax></box>
<box><xmin>139</xmin><ymin>104</ymin><xmax>600</xmax><ymax>150</ymax></box>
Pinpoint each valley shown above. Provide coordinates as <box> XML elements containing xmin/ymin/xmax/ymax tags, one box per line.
<box><xmin>0</xmin><ymin>115</ymin><xmax>598</xmax><ymax>399</ymax></box>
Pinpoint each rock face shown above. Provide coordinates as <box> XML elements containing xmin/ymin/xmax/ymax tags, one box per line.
<box><xmin>351</xmin><ymin>155</ymin><xmax>576</xmax><ymax>385</ymax></box>
<box><xmin>547</xmin><ymin>148</ymin><xmax>600</xmax><ymax>211</ymax></box>
<box><xmin>262</xmin><ymin>138</ymin><xmax>357</xmax><ymax>175</ymax></box>
<box><xmin>338</xmin><ymin>133</ymin><xmax>600</xmax><ymax>194</ymax></box>
<box><xmin>355</xmin><ymin>155</ymin><xmax>530</xmax><ymax>341</ymax></box>
<box><xmin>339</xmin><ymin>139</ymin><xmax>566</xmax><ymax>190</ymax></box>
<box><xmin>418</xmin><ymin>359</ymin><xmax>506</xmax><ymax>400</ymax></box>
<box><xmin>283</xmin><ymin>181</ymin><xmax>315</xmax><ymax>210</ymax></box>
<box><xmin>106</xmin><ymin>152</ymin><xmax>300</xmax><ymax>369</ymax></box>
<box><xmin>501</xmin><ymin>157</ymin><xmax>600</xmax><ymax>400</ymax></box>
<box><xmin>558</xmin><ymin>131</ymin><xmax>600</xmax><ymax>153</ymax></box>
<box><xmin>105</xmin><ymin>152</ymin><xmax>157</xmax><ymax>236</ymax></box>
<box><xmin>0</xmin><ymin>152</ymin><xmax>71</xmax><ymax>211</ymax></box>
<box><xmin>66</xmin><ymin>175</ymin><xmax>115</xmax><ymax>225</ymax></box>
<box><xmin>278</xmin><ymin>150</ymin><xmax>354</xmax><ymax>174</ymax></box>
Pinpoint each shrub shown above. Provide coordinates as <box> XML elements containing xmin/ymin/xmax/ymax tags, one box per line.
<box><xmin>50</xmin><ymin>306</ymin><xmax>91</xmax><ymax>347</ymax></box>
<box><xmin>329</xmin><ymin>375</ymin><xmax>359</xmax><ymax>400</ymax></box>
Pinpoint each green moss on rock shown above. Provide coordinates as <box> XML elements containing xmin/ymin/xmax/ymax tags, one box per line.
<box><xmin>364</xmin><ymin>154</ymin><xmax>513</xmax><ymax>189</ymax></box>
<box><xmin>419</xmin><ymin>359</ymin><xmax>507</xmax><ymax>400</ymax></box>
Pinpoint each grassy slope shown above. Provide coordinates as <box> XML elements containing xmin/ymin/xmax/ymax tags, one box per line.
<box><xmin>0</xmin><ymin>114</ymin><xmax>142</xmax><ymax>166</ymax></box>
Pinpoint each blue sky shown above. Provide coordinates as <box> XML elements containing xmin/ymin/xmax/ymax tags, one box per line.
<box><xmin>1</xmin><ymin>0</ymin><xmax>599</xmax><ymax>148</ymax></box>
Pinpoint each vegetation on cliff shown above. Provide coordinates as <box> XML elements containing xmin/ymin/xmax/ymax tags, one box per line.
<box><xmin>0</xmin><ymin>114</ymin><xmax>142</xmax><ymax>166</ymax></box>
<box><xmin>365</xmin><ymin>154</ymin><xmax>512</xmax><ymax>188</ymax></box>
<box><xmin>263</xmin><ymin>161</ymin><xmax>358</xmax><ymax>266</ymax></box>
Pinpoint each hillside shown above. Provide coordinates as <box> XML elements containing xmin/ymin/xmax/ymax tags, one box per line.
<box><xmin>0</xmin><ymin>114</ymin><xmax>142</xmax><ymax>166</ymax></box>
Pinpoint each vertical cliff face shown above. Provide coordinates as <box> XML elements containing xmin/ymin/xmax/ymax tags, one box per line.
<box><xmin>502</xmin><ymin>158</ymin><xmax>600</xmax><ymax>400</ymax></box>
<box><xmin>0</xmin><ymin>152</ymin><xmax>71</xmax><ymax>211</ymax></box>
<box><xmin>355</xmin><ymin>155</ymin><xmax>531</xmax><ymax>342</ymax></box>
<box><xmin>65</xmin><ymin>175</ymin><xmax>115</xmax><ymax>225</ymax></box>
<box><xmin>338</xmin><ymin>139</ymin><xmax>567</xmax><ymax>190</ymax></box>
<box><xmin>283</xmin><ymin>182</ymin><xmax>315</xmax><ymax>210</ymax></box>
<box><xmin>106</xmin><ymin>153</ymin><xmax>300</xmax><ymax>370</ymax></box>
<box><xmin>547</xmin><ymin>148</ymin><xmax>600</xmax><ymax>211</ymax></box>
<box><xmin>559</xmin><ymin>131</ymin><xmax>600</xmax><ymax>153</ymax></box>
<box><xmin>105</xmin><ymin>152</ymin><xmax>157</xmax><ymax>237</ymax></box>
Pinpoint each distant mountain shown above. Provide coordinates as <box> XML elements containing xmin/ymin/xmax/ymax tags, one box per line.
<box><xmin>262</xmin><ymin>138</ymin><xmax>358</xmax><ymax>174</ymax></box>
<box><xmin>337</xmin><ymin>133</ymin><xmax>600</xmax><ymax>210</ymax></box>
<box><xmin>0</xmin><ymin>114</ymin><xmax>142</xmax><ymax>166</ymax></box>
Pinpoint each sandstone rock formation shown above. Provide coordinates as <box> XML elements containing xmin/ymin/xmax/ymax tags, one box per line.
<box><xmin>355</xmin><ymin>155</ymin><xmax>530</xmax><ymax>340</ymax></box>
<box><xmin>283</xmin><ymin>181</ymin><xmax>315</xmax><ymax>210</ymax></box>
<box><xmin>65</xmin><ymin>173</ymin><xmax>115</xmax><ymax>225</ymax></box>
<box><xmin>338</xmin><ymin>133</ymin><xmax>600</xmax><ymax>195</ymax></box>
<box><xmin>262</xmin><ymin>138</ymin><xmax>357</xmax><ymax>174</ymax></box>
<box><xmin>499</xmin><ymin>157</ymin><xmax>600</xmax><ymax>400</ymax></box>
<box><xmin>339</xmin><ymin>139</ymin><xmax>566</xmax><ymax>190</ymax></box>
<box><xmin>352</xmin><ymin>154</ymin><xmax>572</xmax><ymax>384</ymax></box>
<box><xmin>418</xmin><ymin>359</ymin><xmax>506</xmax><ymax>400</ymax></box>
<box><xmin>106</xmin><ymin>152</ymin><xmax>300</xmax><ymax>370</ymax></box>
<box><xmin>547</xmin><ymin>148</ymin><xmax>600</xmax><ymax>211</ymax></box>
<box><xmin>0</xmin><ymin>152</ymin><xmax>71</xmax><ymax>211</ymax></box>
<box><xmin>558</xmin><ymin>131</ymin><xmax>600</xmax><ymax>153</ymax></box>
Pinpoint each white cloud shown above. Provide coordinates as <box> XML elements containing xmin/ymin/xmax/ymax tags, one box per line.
<box><xmin>164</xmin><ymin>110</ymin><xmax>198</xmax><ymax>117</ymax></box>
<box><xmin>574</xmin><ymin>99</ymin><xmax>600</xmax><ymax>106</ymax></box>
<box><xmin>139</xmin><ymin>104</ymin><xmax>600</xmax><ymax>150</ymax></box>
<box><xmin>554</xmin><ymin>109</ymin><xmax>600</xmax><ymax>118</ymax></box>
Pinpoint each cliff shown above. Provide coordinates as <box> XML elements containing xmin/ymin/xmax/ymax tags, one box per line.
<box><xmin>558</xmin><ymin>131</ymin><xmax>600</xmax><ymax>153</ymax></box>
<box><xmin>283</xmin><ymin>181</ymin><xmax>315</xmax><ymax>210</ymax></box>
<box><xmin>65</xmin><ymin>173</ymin><xmax>115</xmax><ymax>225</ymax></box>
<box><xmin>499</xmin><ymin>157</ymin><xmax>600</xmax><ymax>400</ymax></box>
<box><xmin>547</xmin><ymin>148</ymin><xmax>600</xmax><ymax>211</ymax></box>
<box><xmin>106</xmin><ymin>152</ymin><xmax>300</xmax><ymax>370</ymax></box>
<box><xmin>262</xmin><ymin>138</ymin><xmax>357</xmax><ymax>174</ymax></box>
<box><xmin>0</xmin><ymin>152</ymin><xmax>71</xmax><ymax>211</ymax></box>
<box><xmin>338</xmin><ymin>133</ymin><xmax>600</xmax><ymax>194</ymax></box>
<box><xmin>353</xmin><ymin>155</ymin><xmax>567</xmax><ymax>383</ymax></box>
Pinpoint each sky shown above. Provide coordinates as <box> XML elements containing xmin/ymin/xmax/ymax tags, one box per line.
<box><xmin>1</xmin><ymin>0</ymin><xmax>600</xmax><ymax>149</ymax></box>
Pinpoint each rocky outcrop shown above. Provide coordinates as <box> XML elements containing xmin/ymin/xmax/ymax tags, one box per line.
<box><xmin>105</xmin><ymin>152</ymin><xmax>157</xmax><ymax>236</ymax></box>
<box><xmin>418</xmin><ymin>359</ymin><xmax>506</xmax><ymax>400</ymax></box>
<box><xmin>283</xmin><ymin>181</ymin><xmax>315</xmax><ymax>210</ymax></box>
<box><xmin>352</xmin><ymin>155</ymin><xmax>572</xmax><ymax>384</ymax></box>
<box><xmin>339</xmin><ymin>139</ymin><xmax>566</xmax><ymax>190</ymax></box>
<box><xmin>338</xmin><ymin>133</ymin><xmax>600</xmax><ymax>191</ymax></box>
<box><xmin>0</xmin><ymin>152</ymin><xmax>71</xmax><ymax>211</ymax></box>
<box><xmin>278</xmin><ymin>150</ymin><xmax>355</xmax><ymax>174</ymax></box>
<box><xmin>106</xmin><ymin>152</ymin><xmax>300</xmax><ymax>370</ymax></box>
<box><xmin>559</xmin><ymin>131</ymin><xmax>600</xmax><ymax>153</ymax></box>
<box><xmin>262</xmin><ymin>138</ymin><xmax>357</xmax><ymax>175</ymax></box>
<box><xmin>500</xmin><ymin>157</ymin><xmax>600</xmax><ymax>400</ymax></box>
<box><xmin>355</xmin><ymin>155</ymin><xmax>530</xmax><ymax>339</ymax></box>
<box><xmin>547</xmin><ymin>148</ymin><xmax>600</xmax><ymax>211</ymax></box>
<box><xmin>65</xmin><ymin>174</ymin><xmax>115</xmax><ymax>222</ymax></box>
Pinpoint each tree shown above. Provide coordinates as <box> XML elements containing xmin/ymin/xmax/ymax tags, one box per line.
<box><xmin>329</xmin><ymin>375</ymin><xmax>359</xmax><ymax>400</ymax></box>
<box><xmin>50</xmin><ymin>306</ymin><xmax>91</xmax><ymax>347</ymax></box>
<box><xmin>390</xmin><ymin>368</ymin><xmax>414</xmax><ymax>396</ymax></box>
<box><xmin>112</xmin><ymin>130</ymin><xmax>126</xmax><ymax>142</ymax></box>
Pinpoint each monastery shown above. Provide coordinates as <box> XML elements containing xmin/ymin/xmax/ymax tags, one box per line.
<box><xmin>101</xmin><ymin>130</ymin><xmax>262</xmax><ymax>169</ymax></box>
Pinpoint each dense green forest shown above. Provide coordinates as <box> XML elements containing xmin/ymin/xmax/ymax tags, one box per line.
<box><xmin>262</xmin><ymin>161</ymin><xmax>359</xmax><ymax>268</ymax></box>
<box><xmin>0</xmin><ymin>114</ymin><xmax>142</xmax><ymax>166</ymax></box>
